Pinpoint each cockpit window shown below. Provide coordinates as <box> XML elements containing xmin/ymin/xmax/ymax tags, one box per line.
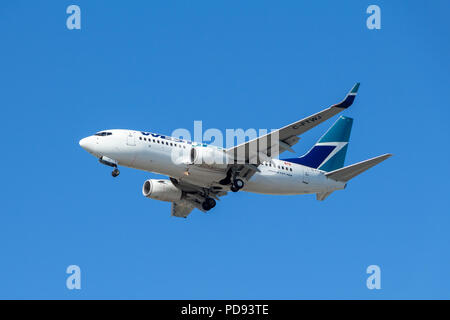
<box><xmin>95</xmin><ymin>132</ymin><xmax>112</xmax><ymax>136</ymax></box>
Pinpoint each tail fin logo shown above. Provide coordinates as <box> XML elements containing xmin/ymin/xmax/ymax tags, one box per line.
<box><xmin>315</xmin><ymin>142</ymin><xmax>348</xmax><ymax>170</ymax></box>
<box><xmin>282</xmin><ymin>116</ymin><xmax>353</xmax><ymax>172</ymax></box>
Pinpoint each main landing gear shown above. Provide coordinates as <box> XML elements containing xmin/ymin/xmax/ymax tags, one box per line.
<box><xmin>218</xmin><ymin>168</ymin><xmax>245</xmax><ymax>193</ymax></box>
<box><xmin>202</xmin><ymin>198</ymin><xmax>216</xmax><ymax>211</ymax></box>
<box><xmin>230</xmin><ymin>178</ymin><xmax>244</xmax><ymax>193</ymax></box>
<box><xmin>111</xmin><ymin>167</ymin><xmax>120</xmax><ymax>178</ymax></box>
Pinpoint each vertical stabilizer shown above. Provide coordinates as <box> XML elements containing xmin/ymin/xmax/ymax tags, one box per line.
<box><xmin>283</xmin><ymin>116</ymin><xmax>353</xmax><ymax>172</ymax></box>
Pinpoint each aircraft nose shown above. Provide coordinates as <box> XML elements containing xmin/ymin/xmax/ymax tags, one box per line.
<box><xmin>79</xmin><ymin>137</ymin><xmax>89</xmax><ymax>149</ymax></box>
<box><xmin>79</xmin><ymin>137</ymin><xmax>96</xmax><ymax>154</ymax></box>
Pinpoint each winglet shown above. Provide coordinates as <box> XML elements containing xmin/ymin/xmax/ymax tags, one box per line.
<box><xmin>333</xmin><ymin>82</ymin><xmax>360</xmax><ymax>109</ymax></box>
<box><xmin>350</xmin><ymin>82</ymin><xmax>360</xmax><ymax>95</ymax></box>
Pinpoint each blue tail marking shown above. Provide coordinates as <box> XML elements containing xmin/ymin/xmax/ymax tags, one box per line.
<box><xmin>283</xmin><ymin>116</ymin><xmax>353</xmax><ymax>171</ymax></box>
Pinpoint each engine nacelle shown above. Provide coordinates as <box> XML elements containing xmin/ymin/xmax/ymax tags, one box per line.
<box><xmin>142</xmin><ymin>179</ymin><xmax>182</xmax><ymax>202</ymax></box>
<box><xmin>190</xmin><ymin>147</ymin><xmax>230</xmax><ymax>166</ymax></box>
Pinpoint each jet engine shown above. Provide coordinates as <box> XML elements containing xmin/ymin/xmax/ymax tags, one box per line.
<box><xmin>142</xmin><ymin>179</ymin><xmax>182</xmax><ymax>202</ymax></box>
<box><xmin>190</xmin><ymin>147</ymin><xmax>230</xmax><ymax>166</ymax></box>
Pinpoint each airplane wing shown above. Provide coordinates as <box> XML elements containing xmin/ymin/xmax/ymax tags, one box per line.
<box><xmin>226</xmin><ymin>83</ymin><xmax>360</xmax><ymax>165</ymax></box>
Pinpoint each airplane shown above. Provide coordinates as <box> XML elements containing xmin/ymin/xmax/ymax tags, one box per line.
<box><xmin>79</xmin><ymin>83</ymin><xmax>392</xmax><ymax>218</ymax></box>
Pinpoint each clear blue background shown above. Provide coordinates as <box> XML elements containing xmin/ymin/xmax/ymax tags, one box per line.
<box><xmin>0</xmin><ymin>0</ymin><xmax>449</xmax><ymax>299</ymax></box>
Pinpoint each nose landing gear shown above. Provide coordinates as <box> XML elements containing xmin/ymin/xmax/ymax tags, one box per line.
<box><xmin>111</xmin><ymin>167</ymin><xmax>120</xmax><ymax>178</ymax></box>
<box><xmin>99</xmin><ymin>156</ymin><xmax>120</xmax><ymax>178</ymax></box>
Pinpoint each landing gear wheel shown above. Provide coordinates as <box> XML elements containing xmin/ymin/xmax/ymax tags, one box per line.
<box><xmin>233</xmin><ymin>178</ymin><xmax>244</xmax><ymax>190</ymax></box>
<box><xmin>111</xmin><ymin>168</ymin><xmax>120</xmax><ymax>177</ymax></box>
<box><xmin>207</xmin><ymin>198</ymin><xmax>216</xmax><ymax>209</ymax></box>
<box><xmin>202</xmin><ymin>198</ymin><xmax>216</xmax><ymax>211</ymax></box>
<box><xmin>230</xmin><ymin>185</ymin><xmax>239</xmax><ymax>193</ymax></box>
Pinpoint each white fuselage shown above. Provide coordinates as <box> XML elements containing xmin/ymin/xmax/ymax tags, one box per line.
<box><xmin>79</xmin><ymin>130</ymin><xmax>346</xmax><ymax>195</ymax></box>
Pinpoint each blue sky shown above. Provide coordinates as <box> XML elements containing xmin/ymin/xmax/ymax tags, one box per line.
<box><xmin>0</xmin><ymin>1</ymin><xmax>449</xmax><ymax>299</ymax></box>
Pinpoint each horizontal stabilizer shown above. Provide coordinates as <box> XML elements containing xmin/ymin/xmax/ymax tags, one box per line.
<box><xmin>325</xmin><ymin>154</ymin><xmax>392</xmax><ymax>182</ymax></box>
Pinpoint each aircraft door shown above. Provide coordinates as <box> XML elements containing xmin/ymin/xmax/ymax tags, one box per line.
<box><xmin>302</xmin><ymin>168</ymin><xmax>310</xmax><ymax>184</ymax></box>
<box><xmin>126</xmin><ymin>131</ymin><xmax>136</xmax><ymax>146</ymax></box>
